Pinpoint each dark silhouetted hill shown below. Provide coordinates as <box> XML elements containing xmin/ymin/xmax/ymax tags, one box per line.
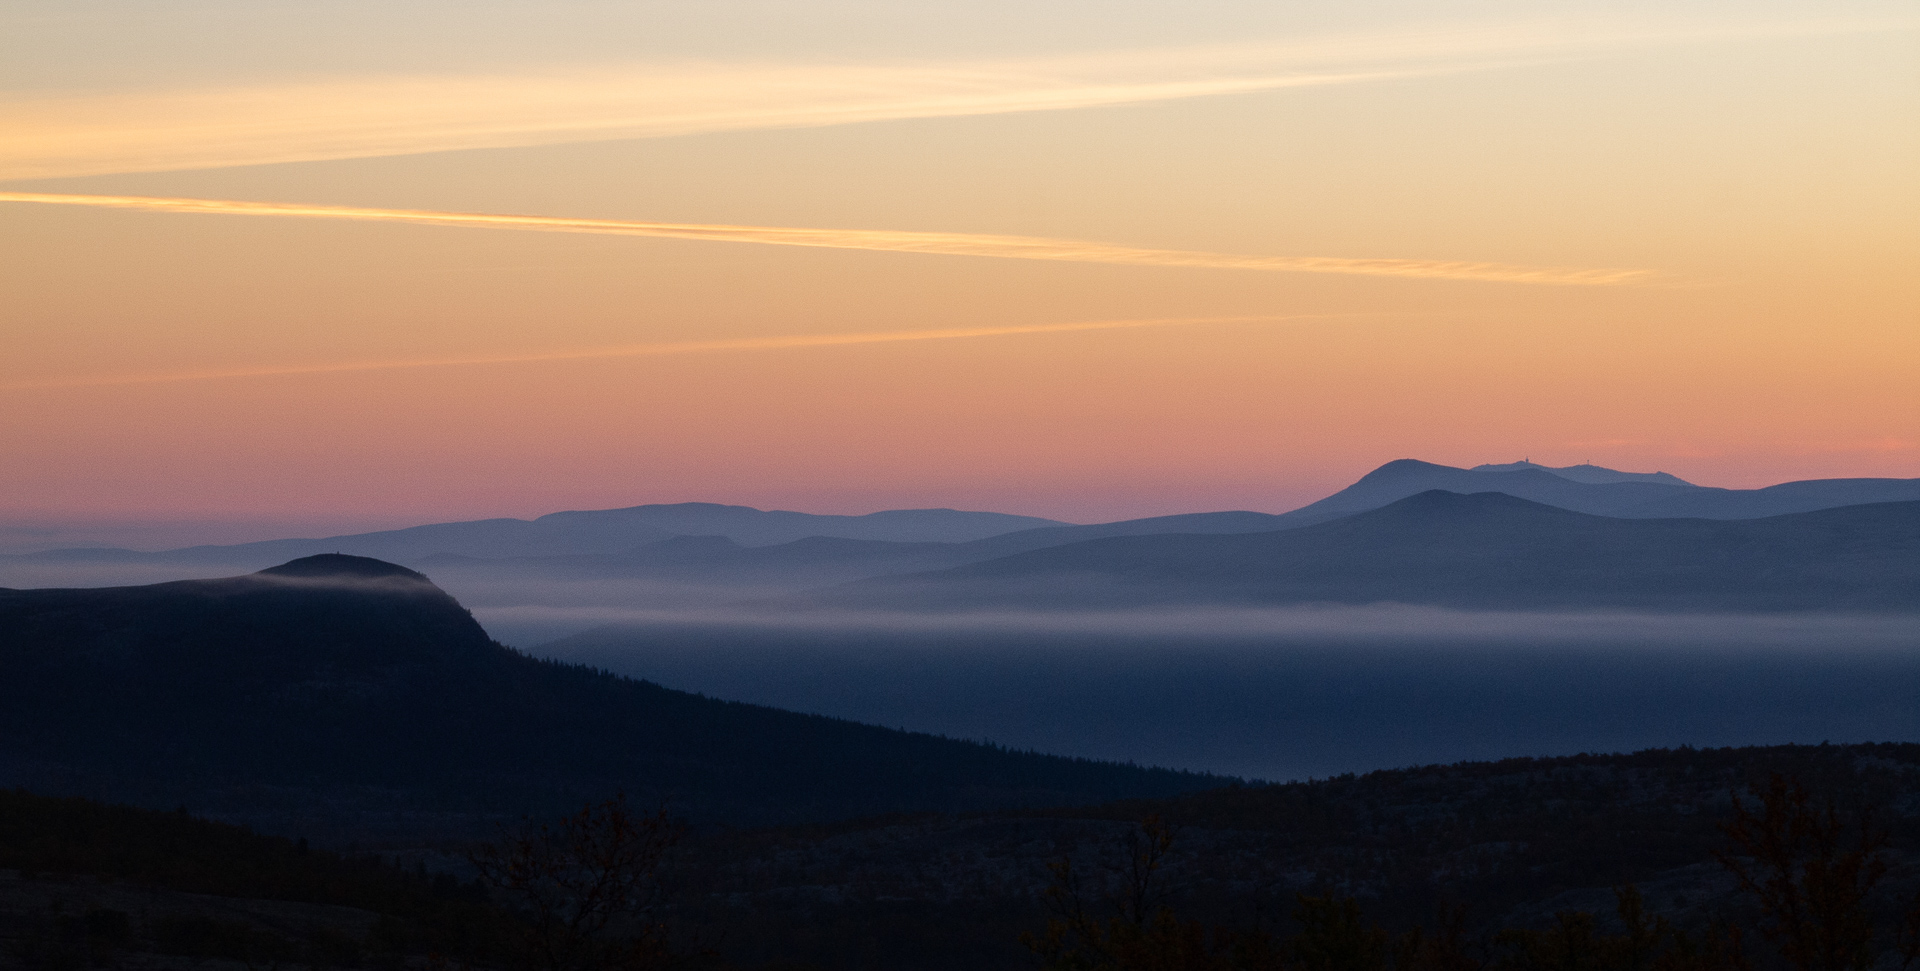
<box><xmin>0</xmin><ymin>555</ymin><xmax>1219</xmax><ymax>835</ymax></box>
<box><xmin>821</xmin><ymin>492</ymin><xmax>1920</xmax><ymax>612</ymax></box>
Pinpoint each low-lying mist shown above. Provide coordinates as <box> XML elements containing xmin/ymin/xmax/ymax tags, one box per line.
<box><xmin>9</xmin><ymin>556</ymin><xmax>1917</xmax><ymax>784</ymax></box>
<box><xmin>495</xmin><ymin>603</ymin><xmax>1920</xmax><ymax>649</ymax></box>
<box><xmin>532</xmin><ymin>606</ymin><xmax>1920</xmax><ymax>783</ymax></box>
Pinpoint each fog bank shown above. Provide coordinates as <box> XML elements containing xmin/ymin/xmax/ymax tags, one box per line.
<box><xmin>539</xmin><ymin>609</ymin><xmax>1920</xmax><ymax>781</ymax></box>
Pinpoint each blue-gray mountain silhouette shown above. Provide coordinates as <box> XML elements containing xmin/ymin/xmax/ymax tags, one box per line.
<box><xmin>25</xmin><ymin>504</ymin><xmax>1067</xmax><ymax>567</ymax></box>
<box><xmin>819</xmin><ymin>492</ymin><xmax>1920</xmax><ymax>612</ymax></box>
<box><xmin>1467</xmin><ymin>460</ymin><xmax>1693</xmax><ymax>485</ymax></box>
<box><xmin>880</xmin><ymin>460</ymin><xmax>1920</xmax><ymax>562</ymax></box>
<box><xmin>7</xmin><ymin>462</ymin><xmax>1916</xmax><ymax>641</ymax></box>
<box><xmin>360</xmin><ymin>461</ymin><xmax>1917</xmax><ymax>603</ymax></box>
<box><xmin>1276</xmin><ymin>459</ymin><xmax>1920</xmax><ymax>523</ymax></box>
<box><xmin>13</xmin><ymin>462</ymin><xmax>1915</xmax><ymax>577</ymax></box>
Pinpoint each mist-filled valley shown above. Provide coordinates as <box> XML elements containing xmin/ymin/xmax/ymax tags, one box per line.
<box><xmin>537</xmin><ymin>608</ymin><xmax>1920</xmax><ymax>781</ymax></box>
<box><xmin>5</xmin><ymin>458</ymin><xmax>1916</xmax><ymax>785</ymax></box>
<box><xmin>8</xmin><ymin>561</ymin><xmax>1918</xmax><ymax>785</ymax></box>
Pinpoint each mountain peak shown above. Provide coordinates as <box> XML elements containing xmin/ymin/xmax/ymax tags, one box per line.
<box><xmin>1352</xmin><ymin>459</ymin><xmax>1455</xmax><ymax>483</ymax></box>
<box><xmin>539</xmin><ymin>501</ymin><xmax>760</xmax><ymax>521</ymax></box>
<box><xmin>1469</xmin><ymin>460</ymin><xmax>1692</xmax><ymax>487</ymax></box>
<box><xmin>1371</xmin><ymin>489</ymin><xmax>1583</xmax><ymax>521</ymax></box>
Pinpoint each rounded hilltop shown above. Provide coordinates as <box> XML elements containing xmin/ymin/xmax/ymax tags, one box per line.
<box><xmin>255</xmin><ymin>553</ymin><xmax>431</xmax><ymax>582</ymax></box>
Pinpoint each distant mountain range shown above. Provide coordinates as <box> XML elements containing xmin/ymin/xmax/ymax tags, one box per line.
<box><xmin>817</xmin><ymin>491</ymin><xmax>1920</xmax><ymax>612</ymax></box>
<box><xmin>1468</xmin><ymin>459</ymin><xmax>1693</xmax><ymax>485</ymax></box>
<box><xmin>17</xmin><ymin>503</ymin><xmax>1065</xmax><ymax>565</ymax></box>
<box><xmin>4</xmin><ymin>463</ymin><xmax>1918</xmax><ymax>842</ymax></box>
<box><xmin>15</xmin><ymin>460</ymin><xmax>1919</xmax><ymax>570</ymax></box>
<box><xmin>0</xmin><ymin>554</ymin><xmax>1218</xmax><ymax>834</ymax></box>
<box><xmin>1282</xmin><ymin>459</ymin><xmax>1920</xmax><ymax>523</ymax></box>
<box><xmin>1025</xmin><ymin>460</ymin><xmax>1920</xmax><ymax>550</ymax></box>
<box><xmin>4</xmin><ymin>459</ymin><xmax>1916</xmax><ymax>645</ymax></box>
<box><xmin>467</xmin><ymin>461</ymin><xmax>1920</xmax><ymax>593</ymax></box>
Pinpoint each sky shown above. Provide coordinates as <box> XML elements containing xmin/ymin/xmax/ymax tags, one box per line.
<box><xmin>2</xmin><ymin>0</ymin><xmax>1916</xmax><ymax>547</ymax></box>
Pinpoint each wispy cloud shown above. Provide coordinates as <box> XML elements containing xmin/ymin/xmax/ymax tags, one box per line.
<box><xmin>0</xmin><ymin>63</ymin><xmax>1400</xmax><ymax>182</ymax></box>
<box><xmin>0</xmin><ymin>15</ymin><xmax>1907</xmax><ymax>180</ymax></box>
<box><xmin>0</xmin><ymin>191</ymin><xmax>1652</xmax><ymax>285</ymax></box>
<box><xmin>0</xmin><ymin>313</ymin><xmax>1336</xmax><ymax>391</ymax></box>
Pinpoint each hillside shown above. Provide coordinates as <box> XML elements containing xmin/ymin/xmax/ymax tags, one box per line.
<box><xmin>821</xmin><ymin>492</ymin><xmax>1920</xmax><ymax>611</ymax></box>
<box><xmin>0</xmin><ymin>555</ymin><xmax>1220</xmax><ymax>835</ymax></box>
<box><xmin>14</xmin><ymin>743</ymin><xmax>1920</xmax><ymax>971</ymax></box>
<box><xmin>0</xmin><ymin>788</ymin><xmax>503</xmax><ymax>968</ymax></box>
<box><xmin>670</xmin><ymin>741</ymin><xmax>1920</xmax><ymax>970</ymax></box>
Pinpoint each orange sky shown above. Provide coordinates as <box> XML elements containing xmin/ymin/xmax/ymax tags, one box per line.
<box><xmin>1</xmin><ymin>0</ymin><xmax>1915</xmax><ymax>543</ymax></box>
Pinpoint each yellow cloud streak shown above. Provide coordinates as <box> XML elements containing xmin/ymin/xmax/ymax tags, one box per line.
<box><xmin>1</xmin><ymin>16</ymin><xmax>1905</xmax><ymax>181</ymax></box>
<box><xmin>0</xmin><ymin>192</ymin><xmax>1650</xmax><ymax>286</ymax></box>
<box><xmin>0</xmin><ymin>65</ymin><xmax>1413</xmax><ymax>182</ymax></box>
<box><xmin>0</xmin><ymin>315</ymin><xmax>1330</xmax><ymax>391</ymax></box>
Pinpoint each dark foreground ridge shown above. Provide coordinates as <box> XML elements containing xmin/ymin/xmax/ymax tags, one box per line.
<box><xmin>0</xmin><ymin>556</ymin><xmax>1219</xmax><ymax>835</ymax></box>
<box><xmin>670</xmin><ymin>740</ymin><xmax>1920</xmax><ymax>969</ymax></box>
<box><xmin>8</xmin><ymin>742</ymin><xmax>1920</xmax><ymax>971</ymax></box>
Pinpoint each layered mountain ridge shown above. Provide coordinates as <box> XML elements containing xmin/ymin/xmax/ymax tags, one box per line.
<box><xmin>5</xmin><ymin>459</ymin><xmax>1916</xmax><ymax>646</ymax></box>
<box><xmin>1468</xmin><ymin>459</ymin><xmax>1693</xmax><ymax>485</ymax></box>
<box><xmin>814</xmin><ymin>491</ymin><xmax>1920</xmax><ymax>612</ymax></box>
<box><xmin>14</xmin><ymin>460</ymin><xmax>1919</xmax><ymax>569</ymax></box>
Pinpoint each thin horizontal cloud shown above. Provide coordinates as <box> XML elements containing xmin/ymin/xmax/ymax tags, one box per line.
<box><xmin>0</xmin><ymin>15</ymin><xmax>1907</xmax><ymax>180</ymax></box>
<box><xmin>0</xmin><ymin>64</ymin><xmax>1405</xmax><ymax>181</ymax></box>
<box><xmin>0</xmin><ymin>192</ymin><xmax>1651</xmax><ymax>285</ymax></box>
<box><xmin>0</xmin><ymin>314</ymin><xmax>1336</xmax><ymax>391</ymax></box>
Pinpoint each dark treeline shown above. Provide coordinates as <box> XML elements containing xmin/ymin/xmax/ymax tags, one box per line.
<box><xmin>0</xmin><ymin>788</ymin><xmax>509</xmax><ymax>968</ymax></box>
<box><xmin>664</xmin><ymin>743</ymin><xmax>1920</xmax><ymax>970</ymax></box>
<box><xmin>1033</xmin><ymin>742</ymin><xmax>1920</xmax><ymax>925</ymax></box>
<box><xmin>1023</xmin><ymin>776</ymin><xmax>1920</xmax><ymax>971</ymax></box>
<box><xmin>13</xmin><ymin>742</ymin><xmax>1920</xmax><ymax>971</ymax></box>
